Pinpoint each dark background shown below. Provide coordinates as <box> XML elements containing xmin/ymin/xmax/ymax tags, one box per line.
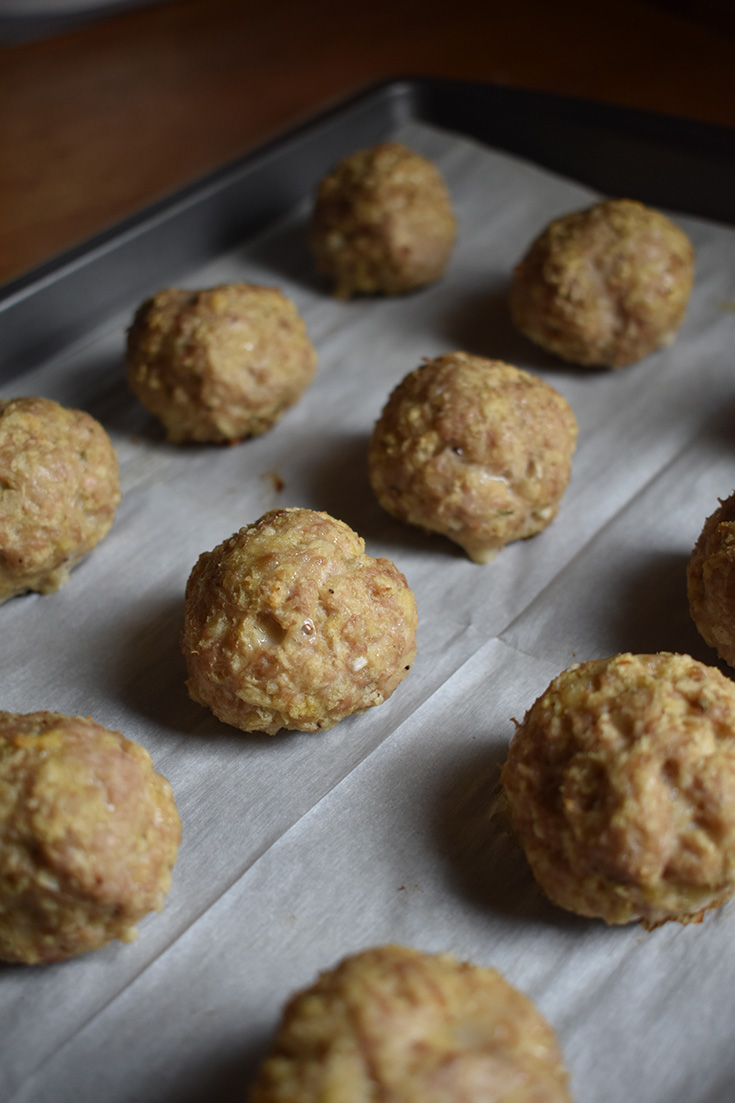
<box><xmin>1</xmin><ymin>0</ymin><xmax>733</xmax><ymax>288</ymax></box>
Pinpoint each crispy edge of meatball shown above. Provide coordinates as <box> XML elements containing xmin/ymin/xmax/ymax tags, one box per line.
<box><xmin>126</xmin><ymin>283</ymin><xmax>317</xmax><ymax>444</ymax></box>
<box><xmin>0</xmin><ymin>396</ymin><xmax>121</xmax><ymax>603</ymax></box>
<box><xmin>687</xmin><ymin>491</ymin><xmax>735</xmax><ymax>667</ymax></box>
<box><xmin>182</xmin><ymin>508</ymin><xmax>417</xmax><ymax>735</ymax></box>
<box><xmin>368</xmin><ymin>352</ymin><xmax>578</xmax><ymax>563</ymax></box>
<box><xmin>509</xmin><ymin>199</ymin><xmax>695</xmax><ymax>368</ymax></box>
<box><xmin>309</xmin><ymin>142</ymin><xmax>457</xmax><ymax>298</ymax></box>
<box><xmin>502</xmin><ymin>652</ymin><xmax>735</xmax><ymax>927</ymax></box>
<box><xmin>0</xmin><ymin>711</ymin><xmax>181</xmax><ymax>964</ymax></box>
<box><xmin>249</xmin><ymin>945</ymin><xmax>571</xmax><ymax>1103</ymax></box>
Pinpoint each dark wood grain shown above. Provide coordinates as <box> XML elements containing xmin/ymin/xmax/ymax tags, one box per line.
<box><xmin>1</xmin><ymin>0</ymin><xmax>733</xmax><ymax>287</ymax></box>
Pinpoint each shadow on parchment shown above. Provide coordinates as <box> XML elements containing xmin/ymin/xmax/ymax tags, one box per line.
<box><xmin>688</xmin><ymin>395</ymin><xmax>735</xmax><ymax>459</ymax></box>
<box><xmin>439</xmin><ymin>281</ymin><xmax>604</xmax><ymax>379</ymax></box>
<box><xmin>429</xmin><ymin>742</ymin><xmax>588</xmax><ymax>931</ymax></box>
<box><xmin>306</xmin><ymin>430</ymin><xmax>466</xmax><ymax>561</ymax></box>
<box><xmin>112</xmin><ymin>594</ymin><xmax>208</xmax><ymax>735</ymax></box>
<box><xmin>58</xmin><ymin>349</ymin><xmax>164</xmax><ymax>446</ymax></box>
<box><xmin>114</xmin><ymin>593</ymin><xmax>294</xmax><ymax>745</ymax></box>
<box><xmin>158</xmin><ymin>1030</ymin><xmax>272</xmax><ymax>1103</ymax></box>
<box><xmin>602</xmin><ymin>549</ymin><xmax>726</xmax><ymax>669</ymax></box>
<box><xmin>236</xmin><ymin>214</ymin><xmax>322</xmax><ymax>296</ymax></box>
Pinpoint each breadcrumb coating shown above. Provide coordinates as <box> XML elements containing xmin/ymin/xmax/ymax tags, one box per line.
<box><xmin>368</xmin><ymin>352</ymin><xmax>577</xmax><ymax>562</ymax></box>
<box><xmin>510</xmin><ymin>199</ymin><xmax>694</xmax><ymax>368</ymax></box>
<box><xmin>0</xmin><ymin>711</ymin><xmax>181</xmax><ymax>964</ymax></box>
<box><xmin>688</xmin><ymin>490</ymin><xmax>735</xmax><ymax>667</ymax></box>
<box><xmin>310</xmin><ymin>142</ymin><xmax>457</xmax><ymax>298</ymax></box>
<box><xmin>0</xmin><ymin>396</ymin><xmax>120</xmax><ymax>603</ymax></box>
<box><xmin>249</xmin><ymin>944</ymin><xmax>572</xmax><ymax>1103</ymax></box>
<box><xmin>126</xmin><ymin>283</ymin><xmax>316</xmax><ymax>443</ymax></box>
<box><xmin>182</xmin><ymin>508</ymin><xmax>417</xmax><ymax>735</ymax></box>
<box><xmin>503</xmin><ymin>652</ymin><xmax>735</xmax><ymax>926</ymax></box>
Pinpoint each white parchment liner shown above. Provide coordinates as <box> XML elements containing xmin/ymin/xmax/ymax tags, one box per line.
<box><xmin>1</xmin><ymin>119</ymin><xmax>734</xmax><ymax>1103</ymax></box>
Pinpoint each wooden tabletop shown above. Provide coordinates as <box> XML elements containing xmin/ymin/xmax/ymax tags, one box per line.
<box><xmin>2</xmin><ymin>0</ymin><xmax>733</xmax><ymax>289</ymax></box>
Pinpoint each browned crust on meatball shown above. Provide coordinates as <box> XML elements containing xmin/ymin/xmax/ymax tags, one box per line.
<box><xmin>182</xmin><ymin>508</ymin><xmax>417</xmax><ymax>735</ymax></box>
<box><xmin>0</xmin><ymin>396</ymin><xmax>121</xmax><ymax>603</ymax></box>
<box><xmin>509</xmin><ymin>199</ymin><xmax>694</xmax><ymax>368</ymax></box>
<box><xmin>368</xmin><ymin>352</ymin><xmax>577</xmax><ymax>563</ymax></box>
<box><xmin>502</xmin><ymin>652</ymin><xmax>735</xmax><ymax>927</ymax></box>
<box><xmin>309</xmin><ymin>142</ymin><xmax>457</xmax><ymax>298</ymax></box>
<box><xmin>126</xmin><ymin>283</ymin><xmax>317</xmax><ymax>443</ymax></box>
<box><xmin>0</xmin><ymin>711</ymin><xmax>181</xmax><ymax>964</ymax></box>
<box><xmin>249</xmin><ymin>944</ymin><xmax>571</xmax><ymax>1103</ymax></box>
<box><xmin>687</xmin><ymin>491</ymin><xmax>735</xmax><ymax>668</ymax></box>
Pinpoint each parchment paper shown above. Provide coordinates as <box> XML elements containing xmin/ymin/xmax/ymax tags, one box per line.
<box><xmin>2</xmin><ymin>119</ymin><xmax>735</xmax><ymax>1103</ymax></box>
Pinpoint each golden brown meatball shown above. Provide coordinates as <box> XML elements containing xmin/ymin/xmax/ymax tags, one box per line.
<box><xmin>0</xmin><ymin>396</ymin><xmax>120</xmax><ymax>604</ymax></box>
<box><xmin>249</xmin><ymin>944</ymin><xmax>572</xmax><ymax>1103</ymax></box>
<box><xmin>182</xmin><ymin>508</ymin><xmax>417</xmax><ymax>735</ymax></box>
<box><xmin>309</xmin><ymin>142</ymin><xmax>457</xmax><ymax>298</ymax></box>
<box><xmin>502</xmin><ymin>652</ymin><xmax>735</xmax><ymax>927</ymax></box>
<box><xmin>509</xmin><ymin>198</ymin><xmax>694</xmax><ymax>368</ymax></box>
<box><xmin>368</xmin><ymin>352</ymin><xmax>577</xmax><ymax>563</ymax></box>
<box><xmin>688</xmin><ymin>490</ymin><xmax>735</xmax><ymax>667</ymax></box>
<box><xmin>126</xmin><ymin>283</ymin><xmax>317</xmax><ymax>443</ymax></box>
<box><xmin>0</xmin><ymin>711</ymin><xmax>181</xmax><ymax>964</ymax></box>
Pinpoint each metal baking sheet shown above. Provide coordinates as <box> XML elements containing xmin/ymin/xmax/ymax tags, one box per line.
<box><xmin>1</xmin><ymin>79</ymin><xmax>735</xmax><ymax>1103</ymax></box>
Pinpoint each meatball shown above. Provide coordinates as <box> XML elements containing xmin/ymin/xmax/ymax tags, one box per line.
<box><xmin>249</xmin><ymin>944</ymin><xmax>572</xmax><ymax>1103</ymax></box>
<box><xmin>126</xmin><ymin>283</ymin><xmax>317</xmax><ymax>443</ymax></box>
<box><xmin>182</xmin><ymin>508</ymin><xmax>417</xmax><ymax>735</ymax></box>
<box><xmin>0</xmin><ymin>396</ymin><xmax>120</xmax><ymax>604</ymax></box>
<box><xmin>368</xmin><ymin>352</ymin><xmax>577</xmax><ymax>563</ymax></box>
<box><xmin>688</xmin><ymin>490</ymin><xmax>735</xmax><ymax>667</ymax></box>
<box><xmin>509</xmin><ymin>198</ymin><xmax>694</xmax><ymax>368</ymax></box>
<box><xmin>0</xmin><ymin>711</ymin><xmax>181</xmax><ymax>964</ymax></box>
<box><xmin>502</xmin><ymin>652</ymin><xmax>735</xmax><ymax>927</ymax></box>
<box><xmin>309</xmin><ymin>142</ymin><xmax>457</xmax><ymax>298</ymax></box>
